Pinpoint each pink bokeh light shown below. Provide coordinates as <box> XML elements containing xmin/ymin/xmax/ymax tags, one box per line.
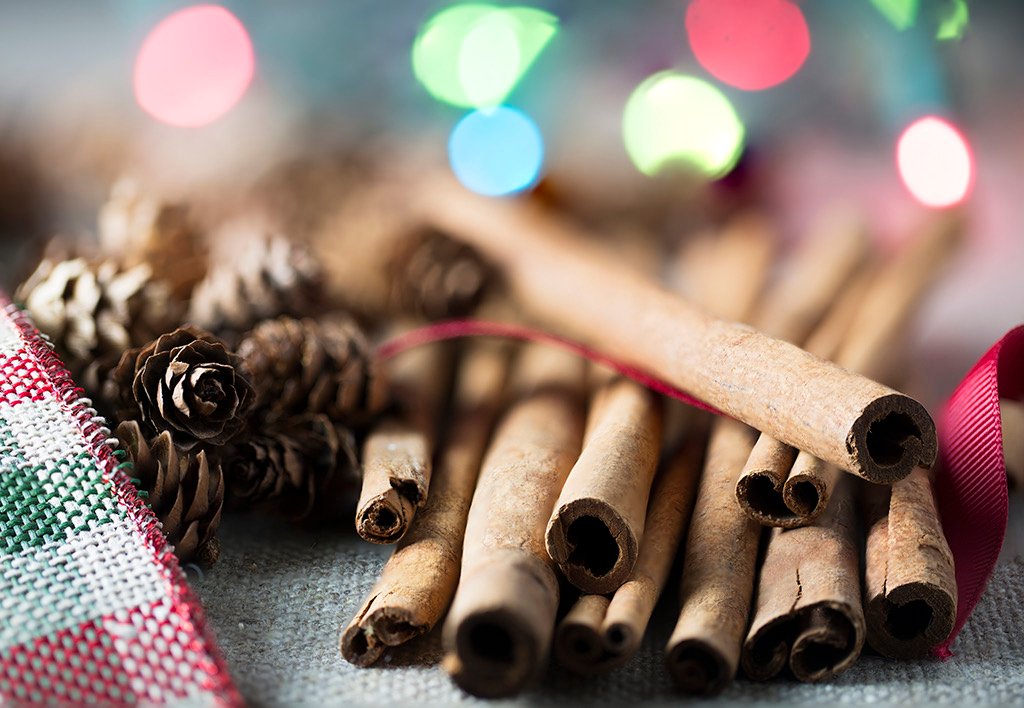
<box><xmin>133</xmin><ymin>5</ymin><xmax>254</xmax><ymax>128</ymax></box>
<box><xmin>685</xmin><ymin>0</ymin><xmax>810</xmax><ymax>91</ymax></box>
<box><xmin>897</xmin><ymin>116</ymin><xmax>975</xmax><ymax>209</ymax></box>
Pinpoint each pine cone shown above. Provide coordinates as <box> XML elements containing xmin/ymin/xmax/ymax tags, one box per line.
<box><xmin>187</xmin><ymin>222</ymin><xmax>322</xmax><ymax>339</ymax></box>
<box><xmin>117</xmin><ymin>420</ymin><xmax>224</xmax><ymax>565</ymax></box>
<box><xmin>391</xmin><ymin>229</ymin><xmax>494</xmax><ymax>320</ymax></box>
<box><xmin>15</xmin><ymin>256</ymin><xmax>181</xmax><ymax>377</ymax></box>
<box><xmin>111</xmin><ymin>326</ymin><xmax>255</xmax><ymax>450</ymax></box>
<box><xmin>98</xmin><ymin>178</ymin><xmax>207</xmax><ymax>300</ymax></box>
<box><xmin>224</xmin><ymin>413</ymin><xmax>359</xmax><ymax>522</ymax></box>
<box><xmin>236</xmin><ymin>315</ymin><xmax>384</xmax><ymax>426</ymax></box>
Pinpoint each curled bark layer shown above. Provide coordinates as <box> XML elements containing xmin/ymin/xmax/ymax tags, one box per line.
<box><xmin>442</xmin><ymin>344</ymin><xmax>586</xmax><ymax>698</ymax></box>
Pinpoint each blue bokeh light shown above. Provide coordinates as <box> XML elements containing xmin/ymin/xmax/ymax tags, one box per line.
<box><xmin>448</xmin><ymin>106</ymin><xmax>544</xmax><ymax>196</ymax></box>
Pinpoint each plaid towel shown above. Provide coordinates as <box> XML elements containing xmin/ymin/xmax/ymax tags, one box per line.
<box><xmin>0</xmin><ymin>300</ymin><xmax>239</xmax><ymax>705</ymax></box>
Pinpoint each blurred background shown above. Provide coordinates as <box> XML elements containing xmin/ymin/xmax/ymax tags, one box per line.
<box><xmin>0</xmin><ymin>0</ymin><xmax>1021</xmax><ymax>405</ymax></box>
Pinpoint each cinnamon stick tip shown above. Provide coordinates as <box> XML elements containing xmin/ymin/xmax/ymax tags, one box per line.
<box><xmin>545</xmin><ymin>501</ymin><xmax>638</xmax><ymax>594</ymax></box>
<box><xmin>340</xmin><ymin>622</ymin><xmax>384</xmax><ymax>667</ymax></box>
<box><xmin>666</xmin><ymin>639</ymin><xmax>732</xmax><ymax>696</ymax></box>
<box><xmin>355</xmin><ymin>492</ymin><xmax>416</xmax><ymax>543</ymax></box>
<box><xmin>555</xmin><ymin>622</ymin><xmax>604</xmax><ymax>671</ymax></box>
<box><xmin>848</xmin><ymin>394</ymin><xmax>937</xmax><ymax>483</ymax></box>
<box><xmin>867</xmin><ymin>582</ymin><xmax>956</xmax><ymax>658</ymax></box>
<box><xmin>445</xmin><ymin>609</ymin><xmax>542</xmax><ymax>698</ymax></box>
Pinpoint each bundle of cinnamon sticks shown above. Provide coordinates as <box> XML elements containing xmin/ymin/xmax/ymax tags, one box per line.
<box><xmin>336</xmin><ymin>180</ymin><xmax>963</xmax><ymax>698</ymax></box>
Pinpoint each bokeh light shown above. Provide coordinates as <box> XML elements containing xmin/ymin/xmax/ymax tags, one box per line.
<box><xmin>686</xmin><ymin>0</ymin><xmax>810</xmax><ymax>91</ymax></box>
<box><xmin>937</xmin><ymin>0</ymin><xmax>969</xmax><ymax>40</ymax></box>
<box><xmin>896</xmin><ymin>116</ymin><xmax>974</xmax><ymax>208</ymax></box>
<box><xmin>870</xmin><ymin>0</ymin><xmax>919</xmax><ymax>31</ymax></box>
<box><xmin>412</xmin><ymin>4</ymin><xmax>558</xmax><ymax>109</ymax></box>
<box><xmin>448</xmin><ymin>106</ymin><xmax>544</xmax><ymax>196</ymax></box>
<box><xmin>134</xmin><ymin>5</ymin><xmax>254</xmax><ymax>128</ymax></box>
<box><xmin>622</xmin><ymin>72</ymin><xmax>745</xmax><ymax>179</ymax></box>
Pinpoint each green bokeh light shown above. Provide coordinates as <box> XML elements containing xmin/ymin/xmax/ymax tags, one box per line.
<box><xmin>870</xmin><ymin>0</ymin><xmax>919</xmax><ymax>30</ymax></box>
<box><xmin>412</xmin><ymin>4</ymin><xmax>558</xmax><ymax>109</ymax></box>
<box><xmin>622</xmin><ymin>72</ymin><xmax>745</xmax><ymax>180</ymax></box>
<box><xmin>936</xmin><ymin>0</ymin><xmax>969</xmax><ymax>40</ymax></box>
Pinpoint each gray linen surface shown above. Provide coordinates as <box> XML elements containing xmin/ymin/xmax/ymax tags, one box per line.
<box><xmin>194</xmin><ymin>507</ymin><xmax>1024</xmax><ymax>706</ymax></box>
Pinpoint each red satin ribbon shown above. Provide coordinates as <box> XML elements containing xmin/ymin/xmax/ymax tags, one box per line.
<box><xmin>934</xmin><ymin>325</ymin><xmax>1024</xmax><ymax>654</ymax></box>
<box><xmin>379</xmin><ymin>318</ymin><xmax>1023</xmax><ymax>655</ymax></box>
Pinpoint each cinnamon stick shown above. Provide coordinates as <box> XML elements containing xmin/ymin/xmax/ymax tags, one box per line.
<box><xmin>554</xmin><ymin>594</ymin><xmax>611</xmax><ymax>674</ymax></box>
<box><xmin>553</xmin><ymin>432</ymin><xmax>704</xmax><ymax>673</ymax></box>
<box><xmin>355</xmin><ymin>338</ymin><xmax>453</xmax><ymax>544</ymax></box>
<box><xmin>863</xmin><ymin>467</ymin><xmax>957</xmax><ymax>658</ymax></box>
<box><xmin>416</xmin><ymin>178</ymin><xmax>934</xmax><ymax>484</ymax></box>
<box><xmin>545</xmin><ymin>377</ymin><xmax>663</xmax><ymax>594</ymax></box>
<box><xmin>666</xmin><ymin>419</ymin><xmax>759</xmax><ymax>695</ymax></box>
<box><xmin>340</xmin><ymin>341</ymin><xmax>511</xmax><ymax>666</ymax></box>
<box><xmin>741</xmin><ymin>476</ymin><xmax>865</xmax><ymax>682</ymax></box>
<box><xmin>1003</xmin><ymin>399</ymin><xmax>1024</xmax><ymax>491</ymax></box>
<box><xmin>442</xmin><ymin>343</ymin><xmax>586</xmax><ymax>698</ymax></box>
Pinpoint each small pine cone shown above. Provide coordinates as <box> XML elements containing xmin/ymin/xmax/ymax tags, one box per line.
<box><xmin>117</xmin><ymin>420</ymin><xmax>224</xmax><ymax>565</ymax></box>
<box><xmin>98</xmin><ymin>178</ymin><xmax>207</xmax><ymax>300</ymax></box>
<box><xmin>391</xmin><ymin>230</ymin><xmax>494</xmax><ymax>320</ymax></box>
<box><xmin>111</xmin><ymin>326</ymin><xmax>255</xmax><ymax>450</ymax></box>
<box><xmin>15</xmin><ymin>256</ymin><xmax>181</xmax><ymax>377</ymax></box>
<box><xmin>224</xmin><ymin>414</ymin><xmax>359</xmax><ymax>522</ymax></box>
<box><xmin>236</xmin><ymin>314</ymin><xmax>385</xmax><ymax>426</ymax></box>
<box><xmin>187</xmin><ymin>222</ymin><xmax>322</xmax><ymax>338</ymax></box>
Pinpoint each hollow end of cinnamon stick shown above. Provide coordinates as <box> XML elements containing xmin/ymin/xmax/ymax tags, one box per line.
<box><xmin>789</xmin><ymin>605</ymin><xmax>860</xmax><ymax>682</ymax></box>
<box><xmin>367</xmin><ymin>607</ymin><xmax>427</xmax><ymax>646</ymax></box>
<box><xmin>603</xmin><ymin>621</ymin><xmax>635</xmax><ymax>655</ymax></box>
<box><xmin>555</xmin><ymin>594</ymin><xmax>611</xmax><ymax>674</ymax></box>
<box><xmin>847</xmin><ymin>394</ymin><xmax>937</xmax><ymax>483</ymax></box>
<box><xmin>666</xmin><ymin>639</ymin><xmax>732</xmax><ymax>697</ymax></box>
<box><xmin>446</xmin><ymin>606</ymin><xmax>546</xmax><ymax>698</ymax></box>
<box><xmin>736</xmin><ymin>471</ymin><xmax>794</xmax><ymax>527</ymax></box>
<box><xmin>546</xmin><ymin>500</ymin><xmax>638</xmax><ymax>595</ymax></box>
<box><xmin>743</xmin><ymin>603</ymin><xmax>862</xmax><ymax>682</ymax></box>
<box><xmin>778</xmin><ymin>455</ymin><xmax>841</xmax><ymax>529</ymax></box>
<box><xmin>741</xmin><ymin>615</ymin><xmax>792</xmax><ymax>682</ymax></box>
<box><xmin>866</xmin><ymin>582</ymin><xmax>956</xmax><ymax>658</ymax></box>
<box><xmin>355</xmin><ymin>487</ymin><xmax>419</xmax><ymax>544</ymax></box>
<box><xmin>340</xmin><ymin>622</ymin><xmax>385</xmax><ymax>668</ymax></box>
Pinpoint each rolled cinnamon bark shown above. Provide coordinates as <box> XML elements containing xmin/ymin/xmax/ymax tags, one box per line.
<box><xmin>355</xmin><ymin>338</ymin><xmax>453</xmax><ymax>544</ymax></box>
<box><xmin>666</xmin><ymin>419</ymin><xmax>759</xmax><ymax>695</ymax></box>
<box><xmin>442</xmin><ymin>343</ymin><xmax>586</xmax><ymax>698</ymax></box>
<box><xmin>1003</xmin><ymin>399</ymin><xmax>1024</xmax><ymax>491</ymax></box>
<box><xmin>340</xmin><ymin>341</ymin><xmax>511</xmax><ymax>666</ymax></box>
<box><xmin>545</xmin><ymin>377</ymin><xmax>663</xmax><ymax>594</ymax></box>
<box><xmin>863</xmin><ymin>467</ymin><xmax>957</xmax><ymax>658</ymax></box>
<box><xmin>741</xmin><ymin>476</ymin><xmax>865</xmax><ymax>682</ymax></box>
<box><xmin>416</xmin><ymin>178</ymin><xmax>934</xmax><ymax>484</ymax></box>
<box><xmin>554</xmin><ymin>594</ymin><xmax>611</xmax><ymax>674</ymax></box>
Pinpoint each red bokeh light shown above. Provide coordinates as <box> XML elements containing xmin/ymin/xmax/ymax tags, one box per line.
<box><xmin>897</xmin><ymin>116</ymin><xmax>974</xmax><ymax>209</ymax></box>
<box><xmin>133</xmin><ymin>5</ymin><xmax>254</xmax><ymax>128</ymax></box>
<box><xmin>686</xmin><ymin>0</ymin><xmax>810</xmax><ymax>91</ymax></box>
